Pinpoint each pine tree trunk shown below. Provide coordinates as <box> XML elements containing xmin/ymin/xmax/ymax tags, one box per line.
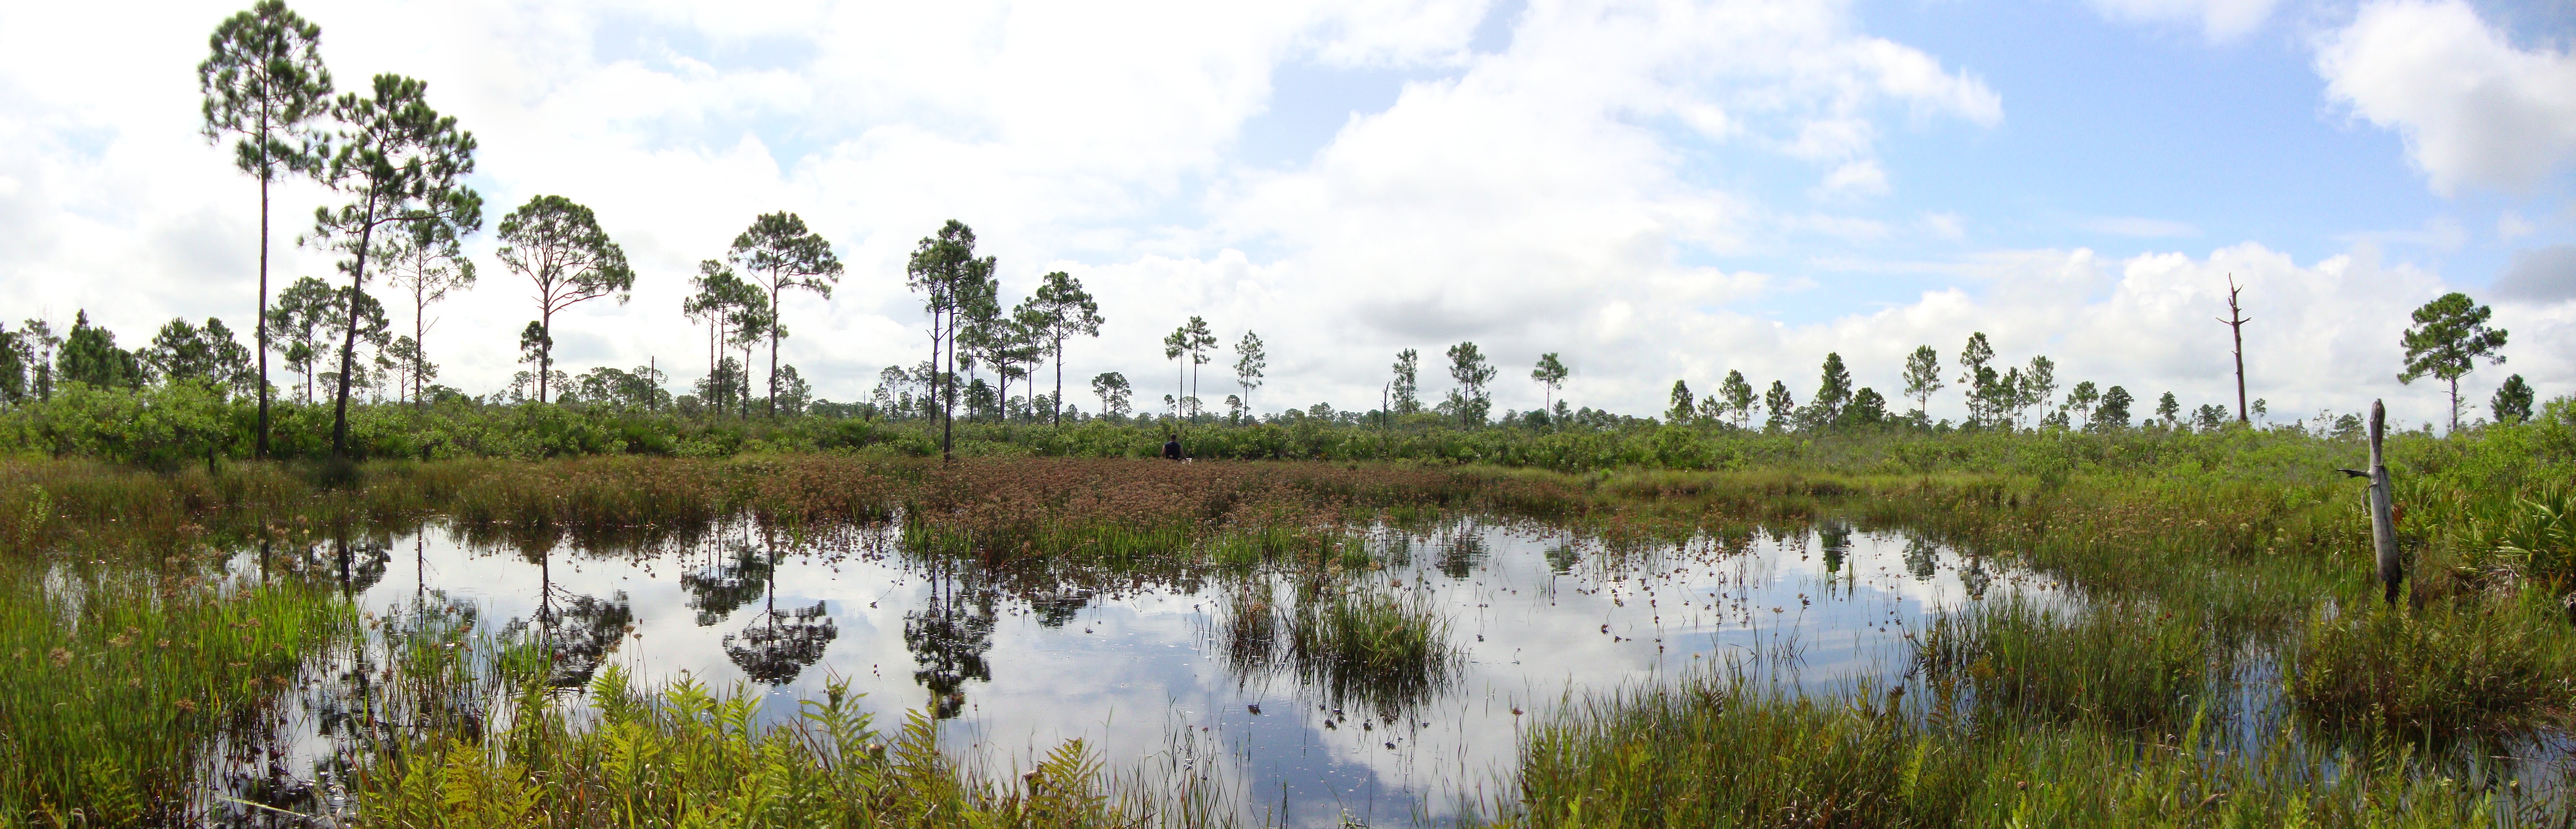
<box><xmin>256</xmin><ymin>170</ymin><xmax>272</xmax><ymax>459</ymax></box>
<box><xmin>767</xmin><ymin>280</ymin><xmax>781</xmax><ymax>418</ymax></box>
<box><xmin>329</xmin><ymin>201</ymin><xmax>378</xmax><ymax>461</ymax></box>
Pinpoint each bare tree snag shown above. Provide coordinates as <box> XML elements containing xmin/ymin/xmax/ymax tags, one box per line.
<box><xmin>2218</xmin><ymin>274</ymin><xmax>2250</xmax><ymax>424</ymax></box>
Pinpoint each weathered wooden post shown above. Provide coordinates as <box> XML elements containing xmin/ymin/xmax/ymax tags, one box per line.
<box><xmin>2367</xmin><ymin>400</ymin><xmax>2402</xmax><ymax>604</ymax></box>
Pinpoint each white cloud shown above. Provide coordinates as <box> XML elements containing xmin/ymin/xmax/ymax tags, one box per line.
<box><xmin>1763</xmin><ymin>243</ymin><xmax>2555</xmax><ymax>430</ymax></box>
<box><xmin>2500</xmin><ymin>210</ymin><xmax>2536</xmax><ymax>239</ymax></box>
<box><xmin>2317</xmin><ymin>0</ymin><xmax>2576</xmax><ymax>196</ymax></box>
<box><xmin>1819</xmin><ymin>159</ymin><xmax>1890</xmax><ymax>197</ymax></box>
<box><xmin>2085</xmin><ymin>0</ymin><xmax>2281</xmax><ymax>41</ymax></box>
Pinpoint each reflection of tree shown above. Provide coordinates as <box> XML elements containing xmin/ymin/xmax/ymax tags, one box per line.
<box><xmin>711</xmin><ymin>529</ymin><xmax>838</xmax><ymax>686</ymax></box>
<box><xmin>1903</xmin><ymin>536</ymin><xmax>1940</xmax><ymax>580</ymax></box>
<box><xmin>1437</xmin><ymin>530</ymin><xmax>1486</xmax><ymax>579</ymax></box>
<box><xmin>682</xmin><ymin>542</ymin><xmax>772</xmax><ymax>626</ymax></box>
<box><xmin>1959</xmin><ymin>556</ymin><xmax>1992</xmax><ymax>600</ymax></box>
<box><xmin>903</xmin><ymin>564</ymin><xmax>994</xmax><ymax>719</ymax></box>
<box><xmin>531</xmin><ymin>591</ymin><xmax>634</xmax><ymax>689</ymax></box>
<box><xmin>498</xmin><ymin>538</ymin><xmax>636</xmax><ymax>690</ymax></box>
<box><xmin>1028</xmin><ymin>587</ymin><xmax>1091</xmax><ymax>628</ymax></box>
<box><xmin>1819</xmin><ymin>523</ymin><xmax>1852</xmax><ymax>576</ymax></box>
<box><xmin>725</xmin><ymin>599</ymin><xmax>837</xmax><ymax>685</ymax></box>
<box><xmin>290</xmin><ymin>534</ymin><xmax>389</xmax><ymax>595</ymax></box>
<box><xmin>1544</xmin><ymin>544</ymin><xmax>1581</xmax><ymax>575</ymax></box>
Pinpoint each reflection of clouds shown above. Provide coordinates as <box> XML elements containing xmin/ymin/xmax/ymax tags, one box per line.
<box><xmin>326</xmin><ymin>519</ymin><xmax>2056</xmax><ymax>829</ymax></box>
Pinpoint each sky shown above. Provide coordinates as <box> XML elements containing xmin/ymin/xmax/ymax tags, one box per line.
<box><xmin>4</xmin><ymin>0</ymin><xmax>2574</xmax><ymax>428</ymax></box>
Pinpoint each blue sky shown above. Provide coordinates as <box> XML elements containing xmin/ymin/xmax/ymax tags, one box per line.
<box><xmin>1</xmin><ymin>0</ymin><xmax>2571</xmax><ymax>427</ymax></box>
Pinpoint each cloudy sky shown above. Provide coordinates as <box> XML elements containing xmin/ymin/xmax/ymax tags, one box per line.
<box><xmin>5</xmin><ymin>0</ymin><xmax>2573</xmax><ymax>426</ymax></box>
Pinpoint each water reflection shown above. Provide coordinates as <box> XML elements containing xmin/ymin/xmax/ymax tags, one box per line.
<box><xmin>681</xmin><ymin>542</ymin><xmax>770</xmax><ymax>626</ymax></box>
<box><xmin>235</xmin><ymin>516</ymin><xmax>2064</xmax><ymax>828</ymax></box>
<box><xmin>905</xmin><ymin>562</ymin><xmax>995</xmax><ymax>718</ymax></box>
<box><xmin>500</xmin><ymin>535</ymin><xmax>636</xmax><ymax>689</ymax></box>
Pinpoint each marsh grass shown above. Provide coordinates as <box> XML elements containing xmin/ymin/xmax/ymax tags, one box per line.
<box><xmin>1283</xmin><ymin>579</ymin><xmax>1461</xmax><ymax>718</ymax></box>
<box><xmin>2289</xmin><ymin>590</ymin><xmax>2576</xmax><ymax>735</ymax></box>
<box><xmin>0</xmin><ymin>566</ymin><xmax>353</xmax><ymax>824</ymax></box>
<box><xmin>1917</xmin><ymin>596</ymin><xmax>2214</xmax><ymax>732</ymax></box>
<box><xmin>1507</xmin><ymin>667</ymin><xmax>2546</xmax><ymax>828</ymax></box>
<box><xmin>345</xmin><ymin>665</ymin><xmax>1200</xmax><ymax>828</ymax></box>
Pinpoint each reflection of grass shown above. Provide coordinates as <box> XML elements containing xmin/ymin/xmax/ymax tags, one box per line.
<box><xmin>1217</xmin><ymin>582</ymin><xmax>1281</xmax><ymax>677</ymax></box>
<box><xmin>1284</xmin><ymin>581</ymin><xmax>1459</xmax><ymax>716</ymax></box>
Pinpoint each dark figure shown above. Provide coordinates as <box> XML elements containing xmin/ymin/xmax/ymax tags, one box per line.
<box><xmin>1163</xmin><ymin>437</ymin><xmax>1183</xmax><ymax>461</ymax></box>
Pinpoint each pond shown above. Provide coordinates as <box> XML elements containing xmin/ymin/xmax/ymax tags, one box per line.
<box><xmin>228</xmin><ymin>516</ymin><xmax>2064</xmax><ymax>827</ymax></box>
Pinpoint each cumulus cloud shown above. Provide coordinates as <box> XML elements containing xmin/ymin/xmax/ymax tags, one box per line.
<box><xmin>2317</xmin><ymin>0</ymin><xmax>2576</xmax><ymax>196</ymax></box>
<box><xmin>2497</xmin><ymin>244</ymin><xmax>2576</xmax><ymax>304</ymax></box>
<box><xmin>1762</xmin><ymin>243</ymin><xmax>2559</xmax><ymax>430</ymax></box>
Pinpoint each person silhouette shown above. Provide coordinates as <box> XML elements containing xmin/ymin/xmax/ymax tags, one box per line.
<box><xmin>1162</xmin><ymin>435</ymin><xmax>1183</xmax><ymax>461</ymax></box>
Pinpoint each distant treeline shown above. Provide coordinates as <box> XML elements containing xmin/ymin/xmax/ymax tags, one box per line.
<box><xmin>3</xmin><ymin>374</ymin><xmax>2568</xmax><ymax>476</ymax></box>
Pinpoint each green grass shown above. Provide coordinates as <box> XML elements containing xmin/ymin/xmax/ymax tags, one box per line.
<box><xmin>1917</xmin><ymin>596</ymin><xmax>2213</xmax><ymax>732</ymax></box>
<box><xmin>2288</xmin><ymin>590</ymin><xmax>2576</xmax><ymax>735</ymax></box>
<box><xmin>0</xmin><ymin>566</ymin><xmax>353</xmax><ymax>824</ymax></box>
<box><xmin>1283</xmin><ymin>579</ymin><xmax>1460</xmax><ymax>718</ymax></box>
<box><xmin>1506</xmin><ymin>667</ymin><xmax>2544</xmax><ymax>828</ymax></box>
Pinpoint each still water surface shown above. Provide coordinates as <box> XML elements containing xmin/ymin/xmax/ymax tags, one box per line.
<box><xmin>236</xmin><ymin>518</ymin><xmax>2061</xmax><ymax>826</ymax></box>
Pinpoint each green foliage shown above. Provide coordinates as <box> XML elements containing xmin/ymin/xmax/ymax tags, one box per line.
<box><xmin>310</xmin><ymin>71</ymin><xmax>483</xmax><ymax>453</ymax></box>
<box><xmin>56</xmin><ymin>311</ymin><xmax>144</xmax><ymax>390</ymax></box>
<box><xmin>500</xmin><ymin>194</ymin><xmax>633</xmax><ymax>404</ymax></box>
<box><xmin>1813</xmin><ymin>351</ymin><xmax>1853</xmax><ymax>422</ymax></box>
<box><xmin>198</xmin><ymin>0</ymin><xmax>334</xmax><ymax>185</ymax></box>
<box><xmin>728</xmin><ymin>211</ymin><xmax>842</xmax><ymax>416</ymax></box>
<box><xmin>351</xmin><ymin>667</ymin><xmax>1165</xmax><ymax>828</ymax></box>
<box><xmin>1283</xmin><ymin>582</ymin><xmax>1459</xmax><ymax>717</ymax></box>
<box><xmin>2492</xmin><ymin>374</ymin><xmax>2534</xmax><ymax>424</ymax></box>
<box><xmin>2401</xmin><ymin>292</ymin><xmax>2510</xmax><ymax>431</ymax></box>
<box><xmin>1903</xmin><ymin>344</ymin><xmax>1944</xmax><ymax>412</ymax></box>
<box><xmin>1507</xmin><ymin>668</ymin><xmax>2518</xmax><ymax>828</ymax></box>
<box><xmin>1446</xmin><ymin>341</ymin><xmax>1498</xmax><ymax>427</ymax></box>
<box><xmin>1532</xmin><ymin>351</ymin><xmax>1570</xmax><ymax>413</ymax></box>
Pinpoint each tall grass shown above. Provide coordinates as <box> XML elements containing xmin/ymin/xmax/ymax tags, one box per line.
<box><xmin>1917</xmin><ymin>596</ymin><xmax>2213</xmax><ymax>731</ymax></box>
<box><xmin>1283</xmin><ymin>580</ymin><xmax>1460</xmax><ymax>718</ymax></box>
<box><xmin>348</xmin><ymin>666</ymin><xmax>1200</xmax><ymax>828</ymax></box>
<box><xmin>1506</xmin><ymin>667</ymin><xmax>2545</xmax><ymax>828</ymax></box>
<box><xmin>0</xmin><ymin>566</ymin><xmax>353</xmax><ymax>824</ymax></box>
<box><xmin>2288</xmin><ymin>590</ymin><xmax>2576</xmax><ymax>734</ymax></box>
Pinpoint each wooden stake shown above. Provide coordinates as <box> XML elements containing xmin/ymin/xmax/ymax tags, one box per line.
<box><xmin>2367</xmin><ymin>399</ymin><xmax>2401</xmax><ymax>605</ymax></box>
<box><xmin>2218</xmin><ymin>274</ymin><xmax>2250</xmax><ymax>424</ymax></box>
